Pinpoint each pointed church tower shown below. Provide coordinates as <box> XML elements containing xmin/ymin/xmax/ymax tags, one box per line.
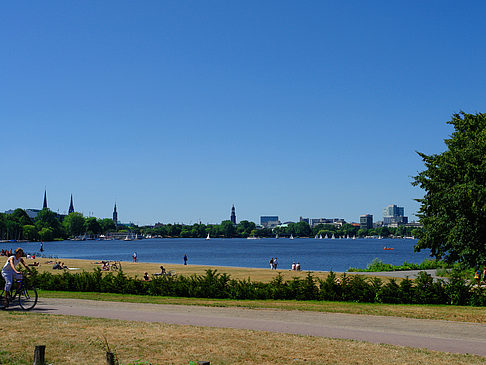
<box><xmin>230</xmin><ymin>204</ymin><xmax>236</xmax><ymax>225</ymax></box>
<box><xmin>68</xmin><ymin>194</ymin><xmax>75</xmax><ymax>214</ymax></box>
<box><xmin>43</xmin><ymin>190</ymin><xmax>48</xmax><ymax>209</ymax></box>
<box><xmin>113</xmin><ymin>203</ymin><xmax>118</xmax><ymax>225</ymax></box>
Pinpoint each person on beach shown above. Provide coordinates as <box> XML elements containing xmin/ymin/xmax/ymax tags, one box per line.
<box><xmin>184</xmin><ymin>254</ymin><xmax>187</xmax><ymax>265</ymax></box>
<box><xmin>273</xmin><ymin>257</ymin><xmax>278</xmax><ymax>270</ymax></box>
<box><xmin>143</xmin><ymin>272</ymin><xmax>150</xmax><ymax>281</ymax></box>
<box><xmin>132</xmin><ymin>252</ymin><xmax>137</xmax><ymax>262</ymax></box>
<box><xmin>1</xmin><ymin>248</ymin><xmax>32</xmax><ymax>307</ymax></box>
<box><xmin>296</xmin><ymin>262</ymin><xmax>301</xmax><ymax>271</ymax></box>
<box><xmin>291</xmin><ymin>262</ymin><xmax>296</xmax><ymax>271</ymax></box>
<box><xmin>269</xmin><ymin>258</ymin><xmax>274</xmax><ymax>269</ymax></box>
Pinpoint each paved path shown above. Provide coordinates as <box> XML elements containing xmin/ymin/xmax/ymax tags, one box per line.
<box><xmin>34</xmin><ymin>298</ymin><xmax>486</xmax><ymax>357</ymax></box>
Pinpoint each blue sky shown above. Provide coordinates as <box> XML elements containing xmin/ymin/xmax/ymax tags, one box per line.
<box><xmin>1</xmin><ymin>1</ymin><xmax>485</xmax><ymax>225</ymax></box>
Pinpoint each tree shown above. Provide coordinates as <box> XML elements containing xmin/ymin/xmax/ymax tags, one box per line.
<box><xmin>84</xmin><ymin>217</ymin><xmax>102</xmax><ymax>235</ymax></box>
<box><xmin>98</xmin><ymin>218</ymin><xmax>116</xmax><ymax>234</ymax></box>
<box><xmin>63</xmin><ymin>213</ymin><xmax>86</xmax><ymax>237</ymax></box>
<box><xmin>35</xmin><ymin>208</ymin><xmax>64</xmax><ymax>239</ymax></box>
<box><xmin>221</xmin><ymin>220</ymin><xmax>236</xmax><ymax>238</ymax></box>
<box><xmin>412</xmin><ymin>112</ymin><xmax>486</xmax><ymax>268</ymax></box>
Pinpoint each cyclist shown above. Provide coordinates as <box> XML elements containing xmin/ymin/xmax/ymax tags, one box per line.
<box><xmin>1</xmin><ymin>248</ymin><xmax>32</xmax><ymax>307</ymax></box>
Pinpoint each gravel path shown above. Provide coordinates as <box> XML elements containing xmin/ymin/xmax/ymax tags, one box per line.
<box><xmin>32</xmin><ymin>298</ymin><xmax>486</xmax><ymax>357</ymax></box>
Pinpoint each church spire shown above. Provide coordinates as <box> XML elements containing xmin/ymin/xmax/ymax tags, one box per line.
<box><xmin>113</xmin><ymin>203</ymin><xmax>118</xmax><ymax>225</ymax></box>
<box><xmin>43</xmin><ymin>190</ymin><xmax>48</xmax><ymax>209</ymax></box>
<box><xmin>230</xmin><ymin>204</ymin><xmax>236</xmax><ymax>225</ymax></box>
<box><xmin>68</xmin><ymin>194</ymin><xmax>75</xmax><ymax>214</ymax></box>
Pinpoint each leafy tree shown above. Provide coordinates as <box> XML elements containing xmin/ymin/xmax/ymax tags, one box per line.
<box><xmin>220</xmin><ymin>220</ymin><xmax>236</xmax><ymax>238</ymax></box>
<box><xmin>84</xmin><ymin>217</ymin><xmax>102</xmax><ymax>235</ymax></box>
<box><xmin>11</xmin><ymin>208</ymin><xmax>33</xmax><ymax>226</ymax></box>
<box><xmin>35</xmin><ymin>208</ymin><xmax>64</xmax><ymax>239</ymax></box>
<box><xmin>23</xmin><ymin>225</ymin><xmax>38</xmax><ymax>241</ymax></box>
<box><xmin>413</xmin><ymin>112</ymin><xmax>486</xmax><ymax>268</ymax></box>
<box><xmin>98</xmin><ymin>218</ymin><xmax>116</xmax><ymax>234</ymax></box>
<box><xmin>38</xmin><ymin>227</ymin><xmax>54</xmax><ymax>241</ymax></box>
<box><xmin>63</xmin><ymin>212</ymin><xmax>86</xmax><ymax>237</ymax></box>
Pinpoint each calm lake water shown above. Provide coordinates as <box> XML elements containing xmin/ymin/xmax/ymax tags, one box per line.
<box><xmin>1</xmin><ymin>238</ymin><xmax>430</xmax><ymax>272</ymax></box>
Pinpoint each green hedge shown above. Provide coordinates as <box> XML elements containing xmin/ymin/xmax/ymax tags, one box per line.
<box><xmin>7</xmin><ymin>268</ymin><xmax>486</xmax><ymax>306</ymax></box>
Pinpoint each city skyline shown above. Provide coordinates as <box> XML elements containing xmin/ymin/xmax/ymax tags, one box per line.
<box><xmin>2</xmin><ymin>2</ymin><xmax>486</xmax><ymax>225</ymax></box>
<box><xmin>5</xmin><ymin>190</ymin><xmax>413</xmax><ymax>226</ymax></box>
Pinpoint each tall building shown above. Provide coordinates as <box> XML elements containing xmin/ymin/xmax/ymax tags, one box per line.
<box><xmin>68</xmin><ymin>194</ymin><xmax>75</xmax><ymax>214</ymax></box>
<box><xmin>360</xmin><ymin>214</ymin><xmax>373</xmax><ymax>230</ymax></box>
<box><xmin>230</xmin><ymin>205</ymin><xmax>236</xmax><ymax>225</ymax></box>
<box><xmin>260</xmin><ymin>216</ymin><xmax>279</xmax><ymax>228</ymax></box>
<box><xmin>43</xmin><ymin>190</ymin><xmax>48</xmax><ymax>209</ymax></box>
<box><xmin>113</xmin><ymin>203</ymin><xmax>118</xmax><ymax>224</ymax></box>
<box><xmin>383</xmin><ymin>204</ymin><xmax>408</xmax><ymax>226</ymax></box>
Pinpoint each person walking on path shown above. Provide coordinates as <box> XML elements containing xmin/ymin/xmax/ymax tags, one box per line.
<box><xmin>132</xmin><ymin>252</ymin><xmax>137</xmax><ymax>262</ymax></box>
<box><xmin>184</xmin><ymin>254</ymin><xmax>188</xmax><ymax>265</ymax></box>
<box><xmin>1</xmin><ymin>248</ymin><xmax>32</xmax><ymax>307</ymax></box>
<box><xmin>269</xmin><ymin>258</ymin><xmax>274</xmax><ymax>269</ymax></box>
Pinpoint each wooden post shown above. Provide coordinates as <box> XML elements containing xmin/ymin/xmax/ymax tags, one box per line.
<box><xmin>197</xmin><ymin>362</ymin><xmax>210</xmax><ymax>365</ymax></box>
<box><xmin>106</xmin><ymin>352</ymin><xmax>115</xmax><ymax>365</ymax></box>
<box><xmin>33</xmin><ymin>345</ymin><xmax>45</xmax><ymax>365</ymax></box>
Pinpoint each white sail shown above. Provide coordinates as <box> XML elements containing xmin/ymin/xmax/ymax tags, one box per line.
<box><xmin>319</xmin><ymin>234</ymin><xmax>323</xmax><ymax>239</ymax></box>
<box><xmin>290</xmin><ymin>234</ymin><xmax>294</xmax><ymax>240</ymax></box>
<box><xmin>206</xmin><ymin>233</ymin><xmax>210</xmax><ymax>240</ymax></box>
<box><xmin>331</xmin><ymin>234</ymin><xmax>335</xmax><ymax>239</ymax></box>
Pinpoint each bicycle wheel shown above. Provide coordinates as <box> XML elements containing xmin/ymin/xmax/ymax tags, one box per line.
<box><xmin>18</xmin><ymin>286</ymin><xmax>38</xmax><ymax>310</ymax></box>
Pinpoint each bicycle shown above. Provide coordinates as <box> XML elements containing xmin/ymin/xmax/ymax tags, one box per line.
<box><xmin>0</xmin><ymin>275</ymin><xmax>38</xmax><ymax>310</ymax></box>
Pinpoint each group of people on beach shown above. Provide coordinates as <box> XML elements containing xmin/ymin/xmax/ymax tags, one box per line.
<box><xmin>269</xmin><ymin>257</ymin><xmax>278</xmax><ymax>269</ymax></box>
<box><xmin>291</xmin><ymin>262</ymin><xmax>301</xmax><ymax>271</ymax></box>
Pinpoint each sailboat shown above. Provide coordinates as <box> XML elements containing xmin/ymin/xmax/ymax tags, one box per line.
<box><xmin>319</xmin><ymin>234</ymin><xmax>323</xmax><ymax>239</ymax></box>
<box><xmin>314</xmin><ymin>234</ymin><xmax>318</xmax><ymax>239</ymax></box>
<box><xmin>290</xmin><ymin>234</ymin><xmax>294</xmax><ymax>240</ymax></box>
<box><xmin>324</xmin><ymin>234</ymin><xmax>328</xmax><ymax>239</ymax></box>
<box><xmin>275</xmin><ymin>234</ymin><xmax>279</xmax><ymax>239</ymax></box>
<box><xmin>331</xmin><ymin>234</ymin><xmax>335</xmax><ymax>239</ymax></box>
<box><xmin>352</xmin><ymin>236</ymin><xmax>356</xmax><ymax>240</ymax></box>
<box><xmin>206</xmin><ymin>233</ymin><xmax>210</xmax><ymax>240</ymax></box>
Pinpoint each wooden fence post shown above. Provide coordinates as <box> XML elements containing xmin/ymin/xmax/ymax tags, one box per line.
<box><xmin>33</xmin><ymin>345</ymin><xmax>45</xmax><ymax>365</ymax></box>
<box><xmin>106</xmin><ymin>352</ymin><xmax>115</xmax><ymax>365</ymax></box>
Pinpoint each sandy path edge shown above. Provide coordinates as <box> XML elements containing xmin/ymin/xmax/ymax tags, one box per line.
<box><xmin>27</xmin><ymin>297</ymin><xmax>486</xmax><ymax>357</ymax></box>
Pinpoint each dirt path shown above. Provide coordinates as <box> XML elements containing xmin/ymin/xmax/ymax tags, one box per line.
<box><xmin>33</xmin><ymin>298</ymin><xmax>486</xmax><ymax>357</ymax></box>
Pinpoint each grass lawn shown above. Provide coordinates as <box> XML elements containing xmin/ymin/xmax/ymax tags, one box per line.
<box><xmin>1</xmin><ymin>311</ymin><xmax>485</xmax><ymax>365</ymax></box>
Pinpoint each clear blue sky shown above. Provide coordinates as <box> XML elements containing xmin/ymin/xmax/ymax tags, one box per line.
<box><xmin>1</xmin><ymin>1</ymin><xmax>485</xmax><ymax>225</ymax></box>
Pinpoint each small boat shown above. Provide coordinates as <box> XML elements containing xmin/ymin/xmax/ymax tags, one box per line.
<box><xmin>331</xmin><ymin>234</ymin><xmax>335</xmax><ymax>239</ymax></box>
<box><xmin>275</xmin><ymin>234</ymin><xmax>279</xmax><ymax>239</ymax></box>
<box><xmin>206</xmin><ymin>233</ymin><xmax>210</xmax><ymax>240</ymax></box>
<box><xmin>247</xmin><ymin>235</ymin><xmax>259</xmax><ymax>240</ymax></box>
<box><xmin>383</xmin><ymin>247</ymin><xmax>394</xmax><ymax>250</ymax></box>
<box><xmin>124</xmin><ymin>235</ymin><xmax>132</xmax><ymax>241</ymax></box>
<box><xmin>314</xmin><ymin>234</ymin><xmax>318</xmax><ymax>239</ymax></box>
<box><xmin>352</xmin><ymin>236</ymin><xmax>356</xmax><ymax>240</ymax></box>
<box><xmin>290</xmin><ymin>234</ymin><xmax>294</xmax><ymax>240</ymax></box>
<box><xmin>319</xmin><ymin>234</ymin><xmax>323</xmax><ymax>239</ymax></box>
<box><xmin>324</xmin><ymin>234</ymin><xmax>328</xmax><ymax>239</ymax></box>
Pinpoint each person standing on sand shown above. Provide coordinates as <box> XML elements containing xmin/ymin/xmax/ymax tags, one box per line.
<box><xmin>269</xmin><ymin>258</ymin><xmax>274</xmax><ymax>269</ymax></box>
<box><xmin>132</xmin><ymin>252</ymin><xmax>137</xmax><ymax>262</ymax></box>
<box><xmin>184</xmin><ymin>254</ymin><xmax>187</xmax><ymax>265</ymax></box>
<box><xmin>273</xmin><ymin>257</ymin><xmax>278</xmax><ymax>270</ymax></box>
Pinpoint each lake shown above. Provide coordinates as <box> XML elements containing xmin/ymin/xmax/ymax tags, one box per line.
<box><xmin>1</xmin><ymin>237</ymin><xmax>430</xmax><ymax>272</ymax></box>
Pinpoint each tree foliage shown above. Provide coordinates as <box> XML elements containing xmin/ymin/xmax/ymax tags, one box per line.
<box><xmin>413</xmin><ymin>112</ymin><xmax>486</xmax><ymax>268</ymax></box>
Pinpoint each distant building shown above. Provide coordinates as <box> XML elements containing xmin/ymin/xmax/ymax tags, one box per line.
<box><xmin>360</xmin><ymin>214</ymin><xmax>373</xmax><ymax>230</ymax></box>
<box><xmin>43</xmin><ymin>190</ymin><xmax>48</xmax><ymax>209</ymax></box>
<box><xmin>230</xmin><ymin>205</ymin><xmax>236</xmax><ymax>225</ymax></box>
<box><xmin>383</xmin><ymin>204</ymin><xmax>408</xmax><ymax>226</ymax></box>
<box><xmin>299</xmin><ymin>217</ymin><xmax>346</xmax><ymax>228</ymax></box>
<box><xmin>68</xmin><ymin>194</ymin><xmax>75</xmax><ymax>214</ymax></box>
<box><xmin>260</xmin><ymin>216</ymin><xmax>279</xmax><ymax>228</ymax></box>
<box><xmin>113</xmin><ymin>203</ymin><xmax>118</xmax><ymax>225</ymax></box>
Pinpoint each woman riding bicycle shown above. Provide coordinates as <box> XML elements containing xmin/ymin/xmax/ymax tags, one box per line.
<box><xmin>1</xmin><ymin>248</ymin><xmax>32</xmax><ymax>307</ymax></box>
